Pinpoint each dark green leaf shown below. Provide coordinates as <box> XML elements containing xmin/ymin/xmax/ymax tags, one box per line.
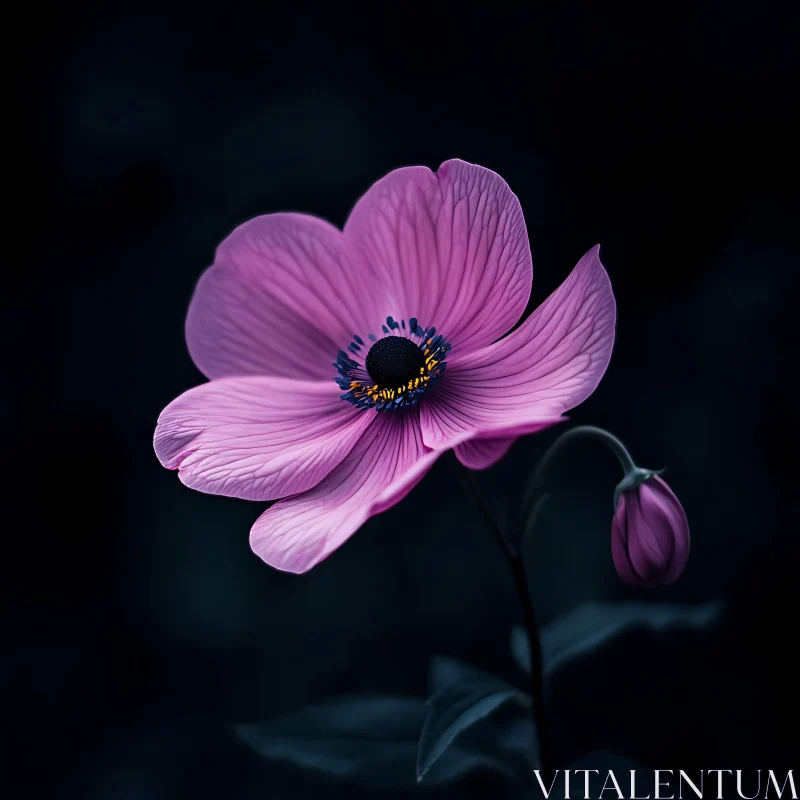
<box><xmin>512</xmin><ymin>600</ymin><xmax>724</xmax><ymax>675</ymax></box>
<box><xmin>417</xmin><ymin>671</ymin><xmax>527</xmax><ymax>782</ymax></box>
<box><xmin>237</xmin><ymin>693</ymin><xmax>504</xmax><ymax>790</ymax></box>
<box><xmin>427</xmin><ymin>655</ymin><xmax>515</xmax><ymax>695</ymax></box>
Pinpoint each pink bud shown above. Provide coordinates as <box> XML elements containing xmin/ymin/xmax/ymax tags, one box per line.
<box><xmin>611</xmin><ymin>475</ymin><xmax>690</xmax><ymax>587</ymax></box>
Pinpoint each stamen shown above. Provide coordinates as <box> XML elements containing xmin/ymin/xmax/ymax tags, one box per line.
<box><xmin>333</xmin><ymin>317</ymin><xmax>451</xmax><ymax>412</ymax></box>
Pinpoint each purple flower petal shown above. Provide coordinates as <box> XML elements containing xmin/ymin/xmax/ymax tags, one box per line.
<box><xmin>611</xmin><ymin>475</ymin><xmax>690</xmax><ymax>588</ymax></box>
<box><xmin>421</xmin><ymin>393</ymin><xmax>564</xmax><ymax>453</ymax></box>
<box><xmin>344</xmin><ymin>159</ymin><xmax>532</xmax><ymax>355</ymax></box>
<box><xmin>420</xmin><ymin>245</ymin><xmax>615</xmax><ymax>450</ymax></box>
<box><xmin>453</xmin><ymin>436</ymin><xmax>517</xmax><ymax>470</ymax></box>
<box><xmin>154</xmin><ymin>377</ymin><xmax>375</xmax><ymax>500</ymax></box>
<box><xmin>186</xmin><ymin>213</ymin><xmax>391</xmax><ymax>380</ymax></box>
<box><xmin>625</xmin><ymin>497</ymin><xmax>671</xmax><ymax>585</ymax></box>
<box><xmin>610</xmin><ymin>495</ymin><xmax>639</xmax><ymax>585</ymax></box>
<box><xmin>249</xmin><ymin>410</ymin><xmax>441</xmax><ymax>573</ymax></box>
<box><xmin>155</xmin><ymin>164</ymin><xmax>623</xmax><ymax>572</ymax></box>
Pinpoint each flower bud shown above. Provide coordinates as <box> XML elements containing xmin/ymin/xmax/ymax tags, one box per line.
<box><xmin>611</xmin><ymin>474</ymin><xmax>690</xmax><ymax>587</ymax></box>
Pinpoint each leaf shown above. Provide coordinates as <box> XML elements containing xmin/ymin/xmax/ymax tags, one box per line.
<box><xmin>417</xmin><ymin>667</ymin><xmax>528</xmax><ymax>783</ymax></box>
<box><xmin>237</xmin><ymin>693</ymin><xmax>504</xmax><ymax>790</ymax></box>
<box><xmin>427</xmin><ymin>655</ymin><xmax>514</xmax><ymax>695</ymax></box>
<box><xmin>512</xmin><ymin>600</ymin><xmax>724</xmax><ymax>675</ymax></box>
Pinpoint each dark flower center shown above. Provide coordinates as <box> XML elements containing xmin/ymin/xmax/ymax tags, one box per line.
<box><xmin>334</xmin><ymin>318</ymin><xmax>451</xmax><ymax>412</ymax></box>
<box><xmin>365</xmin><ymin>336</ymin><xmax>426</xmax><ymax>388</ymax></box>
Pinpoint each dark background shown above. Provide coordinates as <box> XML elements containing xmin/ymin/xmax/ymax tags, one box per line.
<box><xmin>8</xmin><ymin>1</ymin><xmax>798</xmax><ymax>797</ymax></box>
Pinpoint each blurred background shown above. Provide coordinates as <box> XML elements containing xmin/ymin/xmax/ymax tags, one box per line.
<box><xmin>8</xmin><ymin>0</ymin><xmax>798</xmax><ymax>797</ymax></box>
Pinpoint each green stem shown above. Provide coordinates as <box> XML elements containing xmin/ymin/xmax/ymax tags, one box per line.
<box><xmin>461</xmin><ymin>468</ymin><xmax>553</xmax><ymax>774</ymax></box>
<box><xmin>526</xmin><ymin>425</ymin><xmax>658</xmax><ymax>515</ymax></box>
<box><xmin>530</xmin><ymin>426</ymin><xmax>636</xmax><ymax>490</ymax></box>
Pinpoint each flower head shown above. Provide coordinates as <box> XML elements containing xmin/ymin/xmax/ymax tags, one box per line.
<box><xmin>611</xmin><ymin>474</ymin><xmax>690</xmax><ymax>587</ymax></box>
<box><xmin>154</xmin><ymin>160</ymin><xmax>616</xmax><ymax>573</ymax></box>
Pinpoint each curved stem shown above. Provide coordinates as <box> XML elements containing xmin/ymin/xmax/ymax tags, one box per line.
<box><xmin>460</xmin><ymin>427</ymin><xmax>637</xmax><ymax>777</ymax></box>
<box><xmin>461</xmin><ymin>468</ymin><xmax>553</xmax><ymax>774</ymax></box>
<box><xmin>525</xmin><ymin>425</ymin><xmax>636</xmax><ymax>515</ymax></box>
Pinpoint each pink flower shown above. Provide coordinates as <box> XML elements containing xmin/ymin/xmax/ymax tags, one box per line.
<box><xmin>154</xmin><ymin>160</ymin><xmax>616</xmax><ymax>573</ymax></box>
<box><xmin>611</xmin><ymin>475</ymin><xmax>691</xmax><ymax>587</ymax></box>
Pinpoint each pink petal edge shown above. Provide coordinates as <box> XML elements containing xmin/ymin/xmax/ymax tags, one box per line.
<box><xmin>453</xmin><ymin>436</ymin><xmax>518</xmax><ymax>470</ymax></box>
<box><xmin>421</xmin><ymin>245</ymin><xmax>615</xmax><ymax>452</ymax></box>
<box><xmin>154</xmin><ymin>377</ymin><xmax>375</xmax><ymax>501</ymax></box>
<box><xmin>186</xmin><ymin>213</ymin><xmax>391</xmax><ymax>380</ymax></box>
<box><xmin>249</xmin><ymin>410</ymin><xmax>444</xmax><ymax>574</ymax></box>
<box><xmin>344</xmin><ymin>159</ymin><xmax>532</xmax><ymax>355</ymax></box>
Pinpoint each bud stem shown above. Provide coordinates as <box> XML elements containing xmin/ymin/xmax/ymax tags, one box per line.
<box><xmin>530</xmin><ymin>426</ymin><xmax>637</xmax><ymax>490</ymax></box>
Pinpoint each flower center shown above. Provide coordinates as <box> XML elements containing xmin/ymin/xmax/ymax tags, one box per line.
<box><xmin>332</xmin><ymin>316</ymin><xmax>451</xmax><ymax>411</ymax></box>
<box><xmin>364</xmin><ymin>336</ymin><xmax>427</xmax><ymax>389</ymax></box>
